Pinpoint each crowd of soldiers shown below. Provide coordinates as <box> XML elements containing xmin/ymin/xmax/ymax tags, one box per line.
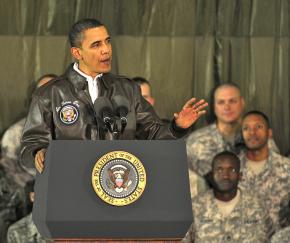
<box><xmin>0</xmin><ymin>78</ymin><xmax>290</xmax><ymax>242</ymax></box>
<box><xmin>185</xmin><ymin>83</ymin><xmax>290</xmax><ymax>242</ymax></box>
<box><xmin>0</xmin><ymin>74</ymin><xmax>56</xmax><ymax>243</ymax></box>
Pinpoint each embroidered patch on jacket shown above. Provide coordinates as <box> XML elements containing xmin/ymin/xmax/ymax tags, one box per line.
<box><xmin>59</xmin><ymin>104</ymin><xmax>79</xmax><ymax>125</ymax></box>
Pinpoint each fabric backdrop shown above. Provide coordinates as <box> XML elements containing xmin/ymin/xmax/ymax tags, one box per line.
<box><xmin>0</xmin><ymin>0</ymin><xmax>289</xmax><ymax>154</ymax></box>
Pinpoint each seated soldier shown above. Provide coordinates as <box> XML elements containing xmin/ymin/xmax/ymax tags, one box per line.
<box><xmin>0</xmin><ymin>165</ymin><xmax>25</xmax><ymax>243</ymax></box>
<box><xmin>0</xmin><ymin>74</ymin><xmax>57</xmax><ymax>186</ymax></box>
<box><xmin>132</xmin><ymin>76</ymin><xmax>155</xmax><ymax>106</ymax></box>
<box><xmin>182</xmin><ymin>151</ymin><xmax>273</xmax><ymax>242</ymax></box>
<box><xmin>7</xmin><ymin>180</ymin><xmax>50</xmax><ymax>243</ymax></box>
<box><xmin>239</xmin><ymin>110</ymin><xmax>290</xmax><ymax>230</ymax></box>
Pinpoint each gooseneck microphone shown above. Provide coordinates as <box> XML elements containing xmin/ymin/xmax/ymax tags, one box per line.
<box><xmin>112</xmin><ymin>95</ymin><xmax>130</xmax><ymax>133</ymax></box>
<box><xmin>93</xmin><ymin>97</ymin><xmax>115</xmax><ymax>133</ymax></box>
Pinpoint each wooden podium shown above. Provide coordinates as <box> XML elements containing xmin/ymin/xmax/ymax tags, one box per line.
<box><xmin>33</xmin><ymin>140</ymin><xmax>192</xmax><ymax>242</ymax></box>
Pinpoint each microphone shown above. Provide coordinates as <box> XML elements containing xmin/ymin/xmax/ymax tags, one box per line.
<box><xmin>93</xmin><ymin>97</ymin><xmax>114</xmax><ymax>132</ymax></box>
<box><xmin>112</xmin><ymin>95</ymin><xmax>130</xmax><ymax>132</ymax></box>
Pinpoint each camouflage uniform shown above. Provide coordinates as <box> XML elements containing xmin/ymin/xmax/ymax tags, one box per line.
<box><xmin>186</xmin><ymin>123</ymin><xmax>279</xmax><ymax>176</ymax></box>
<box><xmin>0</xmin><ymin>118</ymin><xmax>34</xmax><ymax>187</ymax></box>
<box><xmin>1</xmin><ymin>118</ymin><xmax>26</xmax><ymax>160</ymax></box>
<box><xmin>7</xmin><ymin>213</ymin><xmax>49</xmax><ymax>243</ymax></box>
<box><xmin>271</xmin><ymin>226</ymin><xmax>290</xmax><ymax>243</ymax></box>
<box><xmin>239</xmin><ymin>151</ymin><xmax>290</xmax><ymax>230</ymax></box>
<box><xmin>182</xmin><ymin>189</ymin><xmax>273</xmax><ymax>243</ymax></box>
<box><xmin>0</xmin><ymin>168</ymin><xmax>25</xmax><ymax>243</ymax></box>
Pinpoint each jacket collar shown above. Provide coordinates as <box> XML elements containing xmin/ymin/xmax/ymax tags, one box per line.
<box><xmin>65</xmin><ymin>63</ymin><xmax>111</xmax><ymax>91</ymax></box>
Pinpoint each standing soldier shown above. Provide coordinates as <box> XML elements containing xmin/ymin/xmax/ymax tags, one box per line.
<box><xmin>239</xmin><ymin>110</ymin><xmax>290</xmax><ymax>230</ymax></box>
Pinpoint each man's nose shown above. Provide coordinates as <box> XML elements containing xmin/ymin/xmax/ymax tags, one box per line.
<box><xmin>101</xmin><ymin>44</ymin><xmax>110</xmax><ymax>54</ymax></box>
<box><xmin>221</xmin><ymin>170</ymin><xmax>230</xmax><ymax>179</ymax></box>
<box><xmin>224</xmin><ymin>102</ymin><xmax>230</xmax><ymax>110</ymax></box>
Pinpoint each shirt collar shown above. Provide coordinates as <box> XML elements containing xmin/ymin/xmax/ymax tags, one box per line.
<box><xmin>73</xmin><ymin>62</ymin><xmax>103</xmax><ymax>82</ymax></box>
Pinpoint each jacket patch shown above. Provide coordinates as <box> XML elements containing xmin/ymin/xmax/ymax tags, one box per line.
<box><xmin>59</xmin><ymin>104</ymin><xmax>79</xmax><ymax>125</ymax></box>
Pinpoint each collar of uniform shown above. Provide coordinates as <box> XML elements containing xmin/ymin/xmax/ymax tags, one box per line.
<box><xmin>211</xmin><ymin>189</ymin><xmax>243</xmax><ymax>219</ymax></box>
<box><xmin>240</xmin><ymin>150</ymin><xmax>273</xmax><ymax>179</ymax></box>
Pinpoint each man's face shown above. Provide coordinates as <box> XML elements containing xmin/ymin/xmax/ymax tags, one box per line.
<box><xmin>212</xmin><ymin>158</ymin><xmax>240</xmax><ymax>193</ymax></box>
<box><xmin>242</xmin><ymin>114</ymin><xmax>270</xmax><ymax>151</ymax></box>
<box><xmin>214</xmin><ymin>86</ymin><xmax>244</xmax><ymax>124</ymax></box>
<box><xmin>140</xmin><ymin>83</ymin><xmax>155</xmax><ymax>106</ymax></box>
<box><xmin>72</xmin><ymin>26</ymin><xmax>112</xmax><ymax>76</ymax></box>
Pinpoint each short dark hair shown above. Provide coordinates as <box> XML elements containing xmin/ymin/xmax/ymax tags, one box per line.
<box><xmin>69</xmin><ymin>18</ymin><xmax>104</xmax><ymax>47</ymax></box>
<box><xmin>36</xmin><ymin>73</ymin><xmax>57</xmax><ymax>87</ymax></box>
<box><xmin>208</xmin><ymin>82</ymin><xmax>242</xmax><ymax>123</ymax></box>
<box><xmin>243</xmin><ymin>110</ymin><xmax>270</xmax><ymax>128</ymax></box>
<box><xmin>212</xmin><ymin>151</ymin><xmax>241</xmax><ymax>172</ymax></box>
<box><xmin>132</xmin><ymin>76</ymin><xmax>151</xmax><ymax>86</ymax></box>
<box><xmin>25</xmin><ymin>73</ymin><xmax>58</xmax><ymax>109</ymax></box>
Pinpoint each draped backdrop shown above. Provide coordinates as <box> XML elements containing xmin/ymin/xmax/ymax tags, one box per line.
<box><xmin>0</xmin><ymin>0</ymin><xmax>289</xmax><ymax>154</ymax></box>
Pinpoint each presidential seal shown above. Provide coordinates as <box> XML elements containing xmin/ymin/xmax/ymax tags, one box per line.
<box><xmin>59</xmin><ymin>104</ymin><xmax>79</xmax><ymax>125</ymax></box>
<box><xmin>92</xmin><ymin>151</ymin><xmax>146</xmax><ymax>206</ymax></box>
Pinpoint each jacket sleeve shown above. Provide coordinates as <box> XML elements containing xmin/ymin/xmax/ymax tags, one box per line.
<box><xmin>133</xmin><ymin>84</ymin><xmax>188</xmax><ymax>140</ymax></box>
<box><xmin>20</xmin><ymin>93</ymin><xmax>53</xmax><ymax>170</ymax></box>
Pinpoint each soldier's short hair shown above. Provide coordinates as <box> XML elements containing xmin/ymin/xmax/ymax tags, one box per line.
<box><xmin>132</xmin><ymin>77</ymin><xmax>151</xmax><ymax>87</ymax></box>
<box><xmin>243</xmin><ymin>110</ymin><xmax>271</xmax><ymax>128</ymax></box>
<box><xmin>212</xmin><ymin>151</ymin><xmax>241</xmax><ymax>172</ymax></box>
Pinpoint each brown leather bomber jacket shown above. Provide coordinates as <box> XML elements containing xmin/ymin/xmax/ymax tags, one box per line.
<box><xmin>20</xmin><ymin>64</ymin><xmax>188</xmax><ymax>169</ymax></box>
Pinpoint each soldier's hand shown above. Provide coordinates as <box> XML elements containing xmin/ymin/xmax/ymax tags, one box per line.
<box><xmin>35</xmin><ymin>148</ymin><xmax>46</xmax><ymax>173</ymax></box>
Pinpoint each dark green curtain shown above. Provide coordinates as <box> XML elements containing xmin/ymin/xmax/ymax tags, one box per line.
<box><xmin>0</xmin><ymin>0</ymin><xmax>289</xmax><ymax>153</ymax></box>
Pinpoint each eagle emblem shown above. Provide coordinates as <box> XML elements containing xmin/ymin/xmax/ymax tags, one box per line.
<box><xmin>107</xmin><ymin>165</ymin><xmax>132</xmax><ymax>193</ymax></box>
<box><xmin>59</xmin><ymin>104</ymin><xmax>79</xmax><ymax>125</ymax></box>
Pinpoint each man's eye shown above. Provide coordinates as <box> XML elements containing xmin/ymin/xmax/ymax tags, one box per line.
<box><xmin>216</xmin><ymin>101</ymin><xmax>224</xmax><ymax>105</ymax></box>
<box><xmin>92</xmin><ymin>42</ymin><xmax>101</xmax><ymax>48</ymax></box>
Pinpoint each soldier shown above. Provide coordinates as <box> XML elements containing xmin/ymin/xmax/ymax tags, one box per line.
<box><xmin>182</xmin><ymin>151</ymin><xmax>273</xmax><ymax>242</ymax></box>
<box><xmin>0</xmin><ymin>74</ymin><xmax>57</xmax><ymax>185</ymax></box>
<box><xmin>186</xmin><ymin>82</ymin><xmax>279</xmax><ymax>177</ymax></box>
<box><xmin>6</xmin><ymin>180</ymin><xmax>50</xmax><ymax>243</ymax></box>
<box><xmin>239</xmin><ymin>110</ymin><xmax>290</xmax><ymax>230</ymax></box>
<box><xmin>0</xmin><ymin>165</ymin><xmax>25</xmax><ymax>243</ymax></box>
<box><xmin>271</xmin><ymin>226</ymin><xmax>290</xmax><ymax>243</ymax></box>
<box><xmin>132</xmin><ymin>77</ymin><xmax>155</xmax><ymax>106</ymax></box>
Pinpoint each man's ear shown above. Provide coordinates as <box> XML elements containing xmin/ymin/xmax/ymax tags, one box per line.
<box><xmin>71</xmin><ymin>47</ymin><xmax>82</xmax><ymax>60</ymax></box>
<box><xmin>238</xmin><ymin>172</ymin><xmax>243</xmax><ymax>181</ymax></box>
<box><xmin>268</xmin><ymin>128</ymin><xmax>273</xmax><ymax>138</ymax></box>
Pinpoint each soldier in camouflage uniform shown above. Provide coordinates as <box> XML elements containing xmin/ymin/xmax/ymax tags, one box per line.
<box><xmin>182</xmin><ymin>151</ymin><xmax>273</xmax><ymax>243</ymax></box>
<box><xmin>6</xmin><ymin>180</ymin><xmax>50</xmax><ymax>243</ymax></box>
<box><xmin>0</xmin><ymin>118</ymin><xmax>33</xmax><ymax>187</ymax></box>
<box><xmin>186</xmin><ymin>83</ymin><xmax>279</xmax><ymax>177</ymax></box>
<box><xmin>0</xmin><ymin>74</ymin><xmax>57</xmax><ymax>186</ymax></box>
<box><xmin>239</xmin><ymin>110</ymin><xmax>290</xmax><ymax>231</ymax></box>
<box><xmin>0</xmin><ymin>165</ymin><xmax>25</xmax><ymax>243</ymax></box>
<box><xmin>271</xmin><ymin>226</ymin><xmax>290</xmax><ymax>243</ymax></box>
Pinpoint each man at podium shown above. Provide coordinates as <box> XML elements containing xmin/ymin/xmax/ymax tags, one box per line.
<box><xmin>20</xmin><ymin>18</ymin><xmax>207</xmax><ymax>173</ymax></box>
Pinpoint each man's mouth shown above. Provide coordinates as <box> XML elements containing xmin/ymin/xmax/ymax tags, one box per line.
<box><xmin>100</xmin><ymin>58</ymin><xmax>111</xmax><ymax>65</ymax></box>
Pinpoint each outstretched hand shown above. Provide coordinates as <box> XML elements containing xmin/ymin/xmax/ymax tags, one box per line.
<box><xmin>174</xmin><ymin>98</ymin><xmax>208</xmax><ymax>129</ymax></box>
